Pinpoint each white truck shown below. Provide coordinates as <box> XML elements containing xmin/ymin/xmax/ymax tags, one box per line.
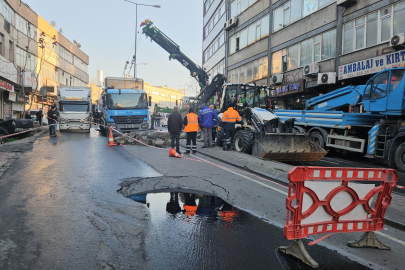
<box><xmin>57</xmin><ymin>86</ymin><xmax>92</xmax><ymax>132</ymax></box>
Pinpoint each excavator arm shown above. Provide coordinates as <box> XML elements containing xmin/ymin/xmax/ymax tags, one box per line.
<box><xmin>140</xmin><ymin>19</ymin><xmax>209</xmax><ymax>90</ymax></box>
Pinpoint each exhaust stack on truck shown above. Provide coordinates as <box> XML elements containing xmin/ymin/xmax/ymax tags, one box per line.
<box><xmin>57</xmin><ymin>87</ymin><xmax>92</xmax><ymax>132</ymax></box>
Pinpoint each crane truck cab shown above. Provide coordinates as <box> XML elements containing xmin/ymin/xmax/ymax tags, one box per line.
<box><xmin>100</xmin><ymin>77</ymin><xmax>151</xmax><ymax>136</ymax></box>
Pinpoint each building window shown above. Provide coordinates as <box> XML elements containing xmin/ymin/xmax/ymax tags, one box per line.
<box><xmin>343</xmin><ymin>2</ymin><xmax>405</xmax><ymax>54</ymax></box>
<box><xmin>271</xmin><ymin>29</ymin><xmax>336</xmax><ymax>74</ymax></box>
<box><xmin>229</xmin><ymin>14</ymin><xmax>270</xmax><ymax>55</ymax></box>
<box><xmin>16</xmin><ymin>47</ymin><xmax>36</xmax><ymax>71</ymax></box>
<box><xmin>9</xmin><ymin>40</ymin><xmax>13</xmax><ymax>62</ymax></box>
<box><xmin>273</xmin><ymin>0</ymin><xmax>336</xmax><ymax>32</ymax></box>
<box><xmin>229</xmin><ymin>0</ymin><xmax>259</xmax><ymax>18</ymax></box>
<box><xmin>2</xmin><ymin>1</ymin><xmax>15</xmax><ymax>26</ymax></box>
<box><xmin>0</xmin><ymin>34</ymin><xmax>3</xmax><ymax>56</ymax></box>
<box><xmin>366</xmin><ymin>12</ymin><xmax>378</xmax><ymax>47</ymax></box>
<box><xmin>228</xmin><ymin>56</ymin><xmax>268</xmax><ymax>83</ymax></box>
<box><xmin>203</xmin><ymin>2</ymin><xmax>225</xmax><ymax>40</ymax></box>
<box><xmin>394</xmin><ymin>2</ymin><xmax>405</xmax><ymax>35</ymax></box>
<box><xmin>204</xmin><ymin>32</ymin><xmax>226</xmax><ymax>62</ymax></box>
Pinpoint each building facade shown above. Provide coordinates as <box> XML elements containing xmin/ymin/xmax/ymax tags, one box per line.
<box><xmin>144</xmin><ymin>82</ymin><xmax>185</xmax><ymax>109</ymax></box>
<box><xmin>0</xmin><ymin>0</ymin><xmax>89</xmax><ymax>121</ymax></box>
<box><xmin>203</xmin><ymin>0</ymin><xmax>227</xmax><ymax>81</ymax></box>
<box><xmin>219</xmin><ymin>0</ymin><xmax>405</xmax><ymax>110</ymax></box>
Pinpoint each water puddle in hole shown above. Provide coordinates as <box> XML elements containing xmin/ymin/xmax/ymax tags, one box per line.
<box><xmin>126</xmin><ymin>190</ymin><xmax>371</xmax><ymax>270</ymax></box>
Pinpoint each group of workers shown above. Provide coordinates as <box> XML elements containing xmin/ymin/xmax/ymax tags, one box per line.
<box><xmin>167</xmin><ymin>103</ymin><xmax>241</xmax><ymax>155</ymax></box>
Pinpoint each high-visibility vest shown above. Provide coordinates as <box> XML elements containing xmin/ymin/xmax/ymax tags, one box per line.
<box><xmin>222</xmin><ymin>108</ymin><xmax>241</xmax><ymax>123</ymax></box>
<box><xmin>184</xmin><ymin>113</ymin><xmax>199</xmax><ymax>132</ymax></box>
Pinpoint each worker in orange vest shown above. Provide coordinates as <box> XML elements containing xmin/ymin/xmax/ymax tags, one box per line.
<box><xmin>183</xmin><ymin>107</ymin><xmax>199</xmax><ymax>154</ymax></box>
<box><xmin>221</xmin><ymin>103</ymin><xmax>241</xmax><ymax>151</ymax></box>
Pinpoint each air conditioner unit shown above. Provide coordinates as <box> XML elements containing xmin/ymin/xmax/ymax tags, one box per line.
<box><xmin>271</xmin><ymin>74</ymin><xmax>284</xmax><ymax>85</ymax></box>
<box><xmin>337</xmin><ymin>0</ymin><xmax>358</xmax><ymax>7</ymax></box>
<box><xmin>303</xmin><ymin>63</ymin><xmax>319</xmax><ymax>76</ymax></box>
<box><xmin>224</xmin><ymin>16</ymin><xmax>238</xmax><ymax>31</ymax></box>
<box><xmin>318</xmin><ymin>72</ymin><xmax>336</xmax><ymax>85</ymax></box>
<box><xmin>390</xmin><ymin>33</ymin><xmax>405</xmax><ymax>47</ymax></box>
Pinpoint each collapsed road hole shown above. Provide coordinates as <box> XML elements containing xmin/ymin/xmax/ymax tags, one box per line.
<box><xmin>120</xmin><ymin>189</ymin><xmax>371</xmax><ymax>270</ymax></box>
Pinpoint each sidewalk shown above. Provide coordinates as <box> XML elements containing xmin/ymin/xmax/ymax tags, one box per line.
<box><xmin>182</xmin><ymin>138</ymin><xmax>405</xmax><ymax>229</ymax></box>
<box><xmin>0</xmin><ymin>129</ymin><xmax>45</xmax><ymax>179</ymax></box>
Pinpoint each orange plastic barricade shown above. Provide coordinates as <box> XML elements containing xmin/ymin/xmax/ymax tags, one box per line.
<box><xmin>279</xmin><ymin>166</ymin><xmax>398</xmax><ymax>268</ymax></box>
<box><xmin>284</xmin><ymin>166</ymin><xmax>398</xmax><ymax>240</ymax></box>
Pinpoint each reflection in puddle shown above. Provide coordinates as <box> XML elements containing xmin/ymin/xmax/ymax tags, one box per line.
<box><xmin>126</xmin><ymin>191</ymin><xmax>370</xmax><ymax>270</ymax></box>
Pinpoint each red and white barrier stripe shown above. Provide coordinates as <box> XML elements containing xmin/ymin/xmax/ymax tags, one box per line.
<box><xmin>0</xmin><ymin>123</ymin><xmax>58</xmax><ymax>140</ymax></box>
<box><xmin>394</xmin><ymin>184</ymin><xmax>405</xmax><ymax>190</ymax></box>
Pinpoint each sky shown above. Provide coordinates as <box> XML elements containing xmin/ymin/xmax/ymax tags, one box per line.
<box><xmin>24</xmin><ymin>0</ymin><xmax>203</xmax><ymax>91</ymax></box>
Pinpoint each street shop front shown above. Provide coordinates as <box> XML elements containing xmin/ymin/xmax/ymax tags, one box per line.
<box><xmin>270</xmin><ymin>79</ymin><xmax>314</xmax><ymax>110</ymax></box>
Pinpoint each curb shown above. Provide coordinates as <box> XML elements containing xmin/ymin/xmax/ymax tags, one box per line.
<box><xmin>184</xmin><ymin>144</ymin><xmax>289</xmax><ymax>185</ymax></box>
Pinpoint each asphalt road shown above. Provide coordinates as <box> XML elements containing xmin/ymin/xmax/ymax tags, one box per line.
<box><xmin>0</xmin><ymin>128</ymin><xmax>404</xmax><ymax>269</ymax></box>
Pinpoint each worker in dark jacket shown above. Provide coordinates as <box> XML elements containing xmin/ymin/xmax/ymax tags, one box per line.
<box><xmin>25</xmin><ymin>110</ymin><xmax>32</xmax><ymax>119</ymax></box>
<box><xmin>47</xmin><ymin>106</ymin><xmax>58</xmax><ymax>137</ymax></box>
<box><xmin>168</xmin><ymin>107</ymin><xmax>183</xmax><ymax>154</ymax></box>
<box><xmin>198</xmin><ymin>104</ymin><xmax>214</xmax><ymax>148</ymax></box>
<box><xmin>221</xmin><ymin>103</ymin><xmax>241</xmax><ymax>151</ymax></box>
<box><xmin>183</xmin><ymin>107</ymin><xmax>199</xmax><ymax>154</ymax></box>
<box><xmin>36</xmin><ymin>108</ymin><xmax>43</xmax><ymax>126</ymax></box>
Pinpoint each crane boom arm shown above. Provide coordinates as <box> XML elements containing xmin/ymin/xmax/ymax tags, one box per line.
<box><xmin>140</xmin><ymin>20</ymin><xmax>209</xmax><ymax>89</ymax></box>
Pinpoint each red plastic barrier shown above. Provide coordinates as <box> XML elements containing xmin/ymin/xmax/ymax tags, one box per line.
<box><xmin>284</xmin><ymin>167</ymin><xmax>398</xmax><ymax>240</ymax></box>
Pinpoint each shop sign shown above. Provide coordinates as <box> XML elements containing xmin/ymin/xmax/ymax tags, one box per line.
<box><xmin>15</xmin><ymin>93</ymin><xmax>25</xmax><ymax>103</ymax></box>
<box><xmin>275</xmin><ymin>80</ymin><xmax>303</xmax><ymax>96</ymax></box>
<box><xmin>8</xmin><ymin>92</ymin><xmax>16</xmax><ymax>101</ymax></box>
<box><xmin>4</xmin><ymin>102</ymin><xmax>11</xmax><ymax>118</ymax></box>
<box><xmin>23</xmin><ymin>72</ymin><xmax>37</xmax><ymax>88</ymax></box>
<box><xmin>339</xmin><ymin>49</ymin><xmax>405</xmax><ymax>80</ymax></box>
<box><xmin>0</xmin><ymin>79</ymin><xmax>14</xmax><ymax>92</ymax></box>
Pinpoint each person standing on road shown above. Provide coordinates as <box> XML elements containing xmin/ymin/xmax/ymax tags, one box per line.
<box><xmin>209</xmin><ymin>104</ymin><xmax>218</xmax><ymax>147</ymax></box>
<box><xmin>36</xmin><ymin>108</ymin><xmax>43</xmax><ymax>127</ymax></box>
<box><xmin>183</xmin><ymin>107</ymin><xmax>199</xmax><ymax>155</ymax></box>
<box><xmin>47</xmin><ymin>106</ymin><xmax>58</xmax><ymax>137</ymax></box>
<box><xmin>168</xmin><ymin>107</ymin><xmax>183</xmax><ymax>154</ymax></box>
<box><xmin>221</xmin><ymin>103</ymin><xmax>241</xmax><ymax>151</ymax></box>
<box><xmin>156</xmin><ymin>112</ymin><xmax>161</xmax><ymax>127</ymax></box>
<box><xmin>25</xmin><ymin>110</ymin><xmax>32</xmax><ymax>119</ymax></box>
<box><xmin>198</xmin><ymin>104</ymin><xmax>214</xmax><ymax>148</ymax></box>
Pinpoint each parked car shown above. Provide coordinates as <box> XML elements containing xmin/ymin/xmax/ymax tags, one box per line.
<box><xmin>0</xmin><ymin>118</ymin><xmax>34</xmax><ymax>143</ymax></box>
<box><xmin>161</xmin><ymin>113</ymin><xmax>170</xmax><ymax>127</ymax></box>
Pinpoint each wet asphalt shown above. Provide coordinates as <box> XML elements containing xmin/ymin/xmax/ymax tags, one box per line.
<box><xmin>0</xmin><ymin>128</ymin><xmax>389</xmax><ymax>269</ymax></box>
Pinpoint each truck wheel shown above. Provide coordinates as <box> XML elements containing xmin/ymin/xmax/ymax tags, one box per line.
<box><xmin>394</xmin><ymin>142</ymin><xmax>405</xmax><ymax>172</ymax></box>
<box><xmin>311</xmin><ymin>132</ymin><xmax>325</xmax><ymax>148</ymax></box>
<box><xmin>216</xmin><ymin>128</ymin><xmax>225</xmax><ymax>146</ymax></box>
<box><xmin>233</xmin><ymin>130</ymin><xmax>253</xmax><ymax>154</ymax></box>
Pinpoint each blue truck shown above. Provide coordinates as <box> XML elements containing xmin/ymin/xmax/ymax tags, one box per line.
<box><xmin>100</xmin><ymin>77</ymin><xmax>151</xmax><ymax>136</ymax></box>
<box><xmin>274</xmin><ymin>68</ymin><xmax>405</xmax><ymax>171</ymax></box>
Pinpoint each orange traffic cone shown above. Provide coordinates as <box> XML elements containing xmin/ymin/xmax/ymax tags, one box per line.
<box><xmin>106</xmin><ymin>126</ymin><xmax>117</xmax><ymax>146</ymax></box>
<box><xmin>169</xmin><ymin>148</ymin><xmax>182</xmax><ymax>158</ymax></box>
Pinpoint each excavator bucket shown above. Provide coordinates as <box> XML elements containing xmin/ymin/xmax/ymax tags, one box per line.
<box><xmin>252</xmin><ymin>133</ymin><xmax>327</xmax><ymax>162</ymax></box>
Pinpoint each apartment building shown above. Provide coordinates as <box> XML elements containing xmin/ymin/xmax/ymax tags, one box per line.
<box><xmin>203</xmin><ymin>0</ymin><xmax>227</xmax><ymax>81</ymax></box>
<box><xmin>221</xmin><ymin>0</ymin><xmax>405</xmax><ymax>110</ymax></box>
<box><xmin>144</xmin><ymin>82</ymin><xmax>184</xmax><ymax>109</ymax></box>
<box><xmin>0</xmin><ymin>0</ymin><xmax>89</xmax><ymax>120</ymax></box>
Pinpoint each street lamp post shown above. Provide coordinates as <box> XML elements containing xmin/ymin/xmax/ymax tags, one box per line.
<box><xmin>124</xmin><ymin>0</ymin><xmax>160</xmax><ymax>80</ymax></box>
